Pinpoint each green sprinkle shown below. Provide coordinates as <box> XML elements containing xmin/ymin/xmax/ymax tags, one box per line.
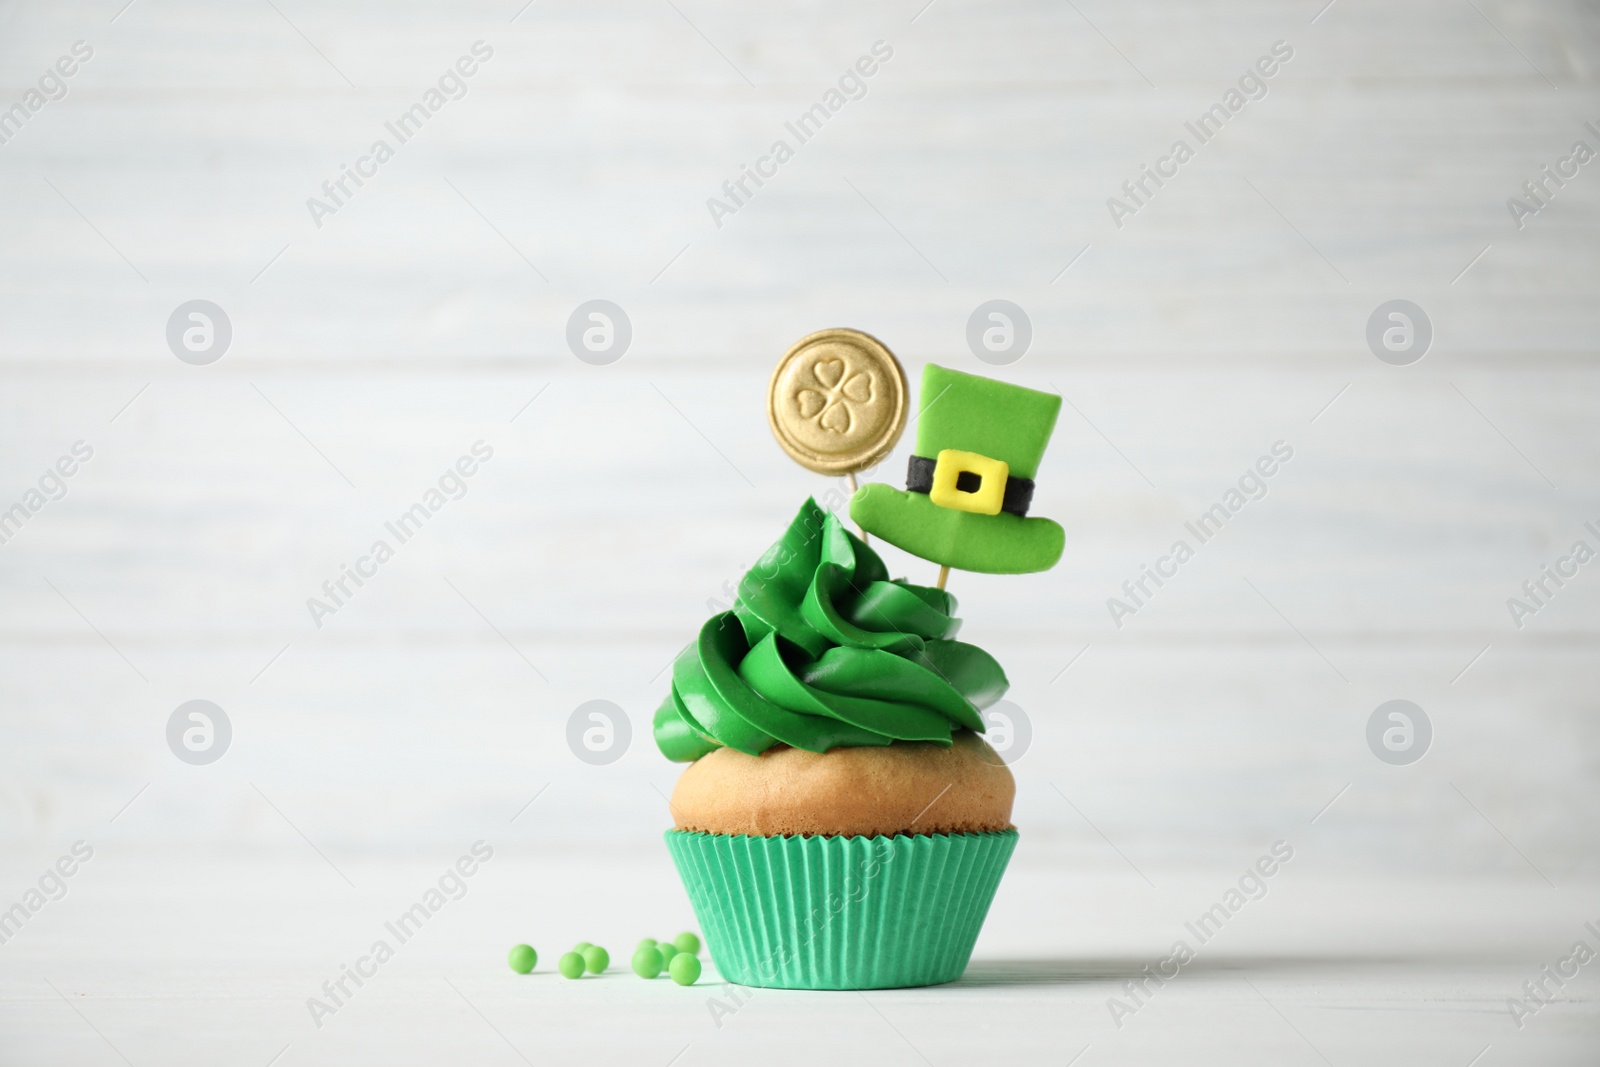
<box><xmin>669</xmin><ymin>952</ymin><xmax>702</xmax><ymax>986</ymax></box>
<box><xmin>656</xmin><ymin>940</ymin><xmax>678</xmax><ymax>963</ymax></box>
<box><xmin>507</xmin><ymin>944</ymin><xmax>537</xmax><ymax>974</ymax></box>
<box><xmin>674</xmin><ymin>931</ymin><xmax>701</xmax><ymax>956</ymax></box>
<box><xmin>573</xmin><ymin>941</ymin><xmax>593</xmax><ymax>952</ymax></box>
<box><xmin>582</xmin><ymin>945</ymin><xmax>610</xmax><ymax>975</ymax></box>
<box><xmin>558</xmin><ymin>951</ymin><xmax>586</xmax><ymax>979</ymax></box>
<box><xmin>631</xmin><ymin>946</ymin><xmax>664</xmax><ymax>979</ymax></box>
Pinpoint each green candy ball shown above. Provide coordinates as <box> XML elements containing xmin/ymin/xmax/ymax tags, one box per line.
<box><xmin>674</xmin><ymin>931</ymin><xmax>701</xmax><ymax>956</ymax></box>
<box><xmin>573</xmin><ymin>941</ymin><xmax>593</xmax><ymax>952</ymax></box>
<box><xmin>583</xmin><ymin>945</ymin><xmax>610</xmax><ymax>975</ymax></box>
<box><xmin>507</xmin><ymin>944</ymin><xmax>537</xmax><ymax>974</ymax></box>
<box><xmin>656</xmin><ymin>940</ymin><xmax>678</xmax><ymax>963</ymax></box>
<box><xmin>637</xmin><ymin>937</ymin><xmax>657</xmax><ymax>949</ymax></box>
<box><xmin>631</xmin><ymin>946</ymin><xmax>664</xmax><ymax>978</ymax></box>
<box><xmin>557</xmin><ymin>951</ymin><xmax>586</xmax><ymax>979</ymax></box>
<box><xmin>669</xmin><ymin>952</ymin><xmax>702</xmax><ymax>986</ymax></box>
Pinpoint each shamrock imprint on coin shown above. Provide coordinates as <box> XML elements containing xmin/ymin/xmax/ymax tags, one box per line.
<box><xmin>768</xmin><ymin>328</ymin><xmax>908</xmax><ymax>475</ymax></box>
<box><xmin>795</xmin><ymin>357</ymin><xmax>874</xmax><ymax>434</ymax></box>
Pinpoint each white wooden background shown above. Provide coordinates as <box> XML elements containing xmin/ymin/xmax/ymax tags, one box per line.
<box><xmin>1</xmin><ymin>0</ymin><xmax>1597</xmax><ymax>1063</ymax></box>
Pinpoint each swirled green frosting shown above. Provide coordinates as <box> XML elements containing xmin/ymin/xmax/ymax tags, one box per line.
<box><xmin>654</xmin><ymin>498</ymin><xmax>1009</xmax><ymax>762</ymax></box>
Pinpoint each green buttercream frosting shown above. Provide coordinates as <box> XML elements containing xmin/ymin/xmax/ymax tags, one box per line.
<box><xmin>653</xmin><ymin>498</ymin><xmax>1009</xmax><ymax>762</ymax></box>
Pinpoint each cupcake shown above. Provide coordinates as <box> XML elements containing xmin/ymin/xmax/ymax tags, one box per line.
<box><xmin>656</xmin><ymin>364</ymin><xmax>1063</xmax><ymax>990</ymax></box>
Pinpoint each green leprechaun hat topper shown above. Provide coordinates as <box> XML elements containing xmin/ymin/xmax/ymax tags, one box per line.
<box><xmin>849</xmin><ymin>364</ymin><xmax>1064</xmax><ymax>575</ymax></box>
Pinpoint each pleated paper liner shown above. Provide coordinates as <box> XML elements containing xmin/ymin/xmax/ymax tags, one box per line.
<box><xmin>664</xmin><ymin>829</ymin><xmax>1018</xmax><ymax>990</ymax></box>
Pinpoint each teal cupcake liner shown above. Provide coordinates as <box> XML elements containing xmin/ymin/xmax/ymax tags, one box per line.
<box><xmin>664</xmin><ymin>828</ymin><xmax>1017</xmax><ymax>990</ymax></box>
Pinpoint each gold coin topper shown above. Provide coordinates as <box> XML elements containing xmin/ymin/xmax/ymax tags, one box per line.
<box><xmin>767</xmin><ymin>328</ymin><xmax>908</xmax><ymax>476</ymax></box>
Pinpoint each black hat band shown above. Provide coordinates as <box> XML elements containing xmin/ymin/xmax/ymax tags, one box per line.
<box><xmin>906</xmin><ymin>455</ymin><xmax>1034</xmax><ymax>517</ymax></box>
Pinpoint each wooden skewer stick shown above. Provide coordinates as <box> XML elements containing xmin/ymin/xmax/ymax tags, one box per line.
<box><xmin>936</xmin><ymin>564</ymin><xmax>950</xmax><ymax>591</ymax></box>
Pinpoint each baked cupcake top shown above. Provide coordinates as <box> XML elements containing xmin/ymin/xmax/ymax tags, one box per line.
<box><xmin>653</xmin><ymin>498</ymin><xmax>1008</xmax><ymax>762</ymax></box>
<box><xmin>670</xmin><ymin>732</ymin><xmax>1015</xmax><ymax>837</ymax></box>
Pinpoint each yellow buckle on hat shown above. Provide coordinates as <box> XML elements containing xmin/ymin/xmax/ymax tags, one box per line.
<box><xmin>928</xmin><ymin>449</ymin><xmax>1008</xmax><ymax>516</ymax></box>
